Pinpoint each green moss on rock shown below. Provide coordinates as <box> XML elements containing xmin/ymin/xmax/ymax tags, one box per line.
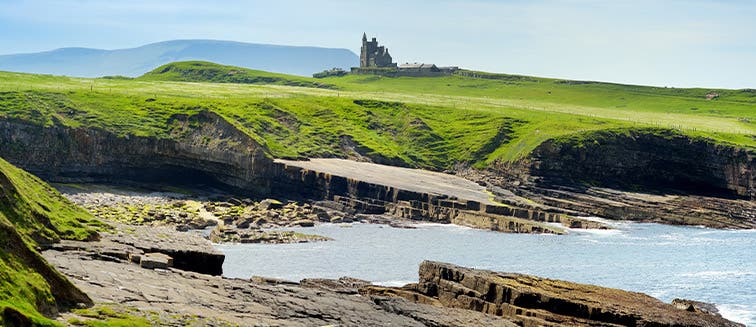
<box><xmin>0</xmin><ymin>157</ymin><xmax>106</xmax><ymax>325</ymax></box>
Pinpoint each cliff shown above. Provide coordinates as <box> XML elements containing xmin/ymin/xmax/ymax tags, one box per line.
<box><xmin>529</xmin><ymin>128</ymin><xmax>755</xmax><ymax>198</ymax></box>
<box><xmin>0</xmin><ymin>111</ymin><xmax>274</xmax><ymax>195</ymax></box>
<box><xmin>2</xmin><ymin>114</ymin><xmax>753</xmax><ymax>229</ymax></box>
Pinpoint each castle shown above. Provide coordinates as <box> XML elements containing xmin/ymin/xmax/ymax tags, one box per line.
<box><xmin>350</xmin><ymin>33</ymin><xmax>458</xmax><ymax>77</ymax></box>
<box><xmin>360</xmin><ymin>33</ymin><xmax>397</xmax><ymax>68</ymax></box>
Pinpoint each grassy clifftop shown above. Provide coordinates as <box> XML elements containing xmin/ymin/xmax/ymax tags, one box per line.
<box><xmin>0</xmin><ymin>61</ymin><xmax>754</xmax><ymax>170</ymax></box>
<box><xmin>139</xmin><ymin>61</ymin><xmax>336</xmax><ymax>89</ymax></box>
<box><xmin>0</xmin><ymin>157</ymin><xmax>104</xmax><ymax>325</ymax></box>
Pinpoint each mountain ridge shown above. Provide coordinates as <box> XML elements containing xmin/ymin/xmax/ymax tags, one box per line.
<box><xmin>0</xmin><ymin>39</ymin><xmax>358</xmax><ymax>78</ymax></box>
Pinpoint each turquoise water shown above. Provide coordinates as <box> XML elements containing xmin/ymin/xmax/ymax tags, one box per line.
<box><xmin>216</xmin><ymin>220</ymin><xmax>756</xmax><ymax>326</ymax></box>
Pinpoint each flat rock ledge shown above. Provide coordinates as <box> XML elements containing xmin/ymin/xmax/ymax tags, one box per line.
<box><xmin>42</xmin><ymin>239</ymin><xmax>745</xmax><ymax>327</ymax></box>
<box><xmin>361</xmin><ymin>261</ymin><xmax>744</xmax><ymax>327</ymax></box>
<box><xmin>47</xmin><ymin>223</ymin><xmax>225</xmax><ymax>276</ymax></box>
<box><xmin>43</xmin><ymin>248</ymin><xmax>516</xmax><ymax>326</ymax></box>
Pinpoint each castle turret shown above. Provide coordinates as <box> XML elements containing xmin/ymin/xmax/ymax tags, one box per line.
<box><xmin>359</xmin><ymin>33</ymin><xmax>396</xmax><ymax>68</ymax></box>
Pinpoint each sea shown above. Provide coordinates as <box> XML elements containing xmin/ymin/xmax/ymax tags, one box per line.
<box><xmin>216</xmin><ymin>219</ymin><xmax>756</xmax><ymax>326</ymax></box>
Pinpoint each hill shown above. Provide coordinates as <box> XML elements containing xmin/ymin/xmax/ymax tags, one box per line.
<box><xmin>0</xmin><ymin>157</ymin><xmax>104</xmax><ymax>325</ymax></box>
<box><xmin>0</xmin><ymin>39</ymin><xmax>358</xmax><ymax>78</ymax></box>
<box><xmin>139</xmin><ymin>61</ymin><xmax>336</xmax><ymax>89</ymax></box>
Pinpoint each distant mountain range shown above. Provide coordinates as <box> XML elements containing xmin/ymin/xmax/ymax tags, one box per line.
<box><xmin>0</xmin><ymin>40</ymin><xmax>358</xmax><ymax>77</ymax></box>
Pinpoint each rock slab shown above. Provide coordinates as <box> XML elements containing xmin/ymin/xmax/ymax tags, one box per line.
<box><xmin>140</xmin><ymin>253</ymin><xmax>173</xmax><ymax>270</ymax></box>
<box><xmin>361</xmin><ymin>261</ymin><xmax>744</xmax><ymax>327</ymax></box>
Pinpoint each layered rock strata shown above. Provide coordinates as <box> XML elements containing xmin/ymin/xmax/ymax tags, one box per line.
<box><xmin>3</xmin><ymin>115</ymin><xmax>752</xmax><ymax>231</ymax></box>
<box><xmin>272</xmin><ymin>160</ymin><xmax>585</xmax><ymax>234</ymax></box>
<box><xmin>530</xmin><ymin>129</ymin><xmax>756</xmax><ymax>199</ymax></box>
<box><xmin>48</xmin><ymin>223</ymin><xmax>225</xmax><ymax>276</ymax></box>
<box><xmin>361</xmin><ymin>261</ymin><xmax>744</xmax><ymax>327</ymax></box>
<box><xmin>0</xmin><ymin>112</ymin><xmax>274</xmax><ymax>194</ymax></box>
<box><xmin>44</xmin><ymin>245</ymin><xmax>518</xmax><ymax>326</ymax></box>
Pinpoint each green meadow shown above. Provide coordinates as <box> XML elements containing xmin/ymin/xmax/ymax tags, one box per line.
<box><xmin>1</xmin><ymin>61</ymin><xmax>754</xmax><ymax>169</ymax></box>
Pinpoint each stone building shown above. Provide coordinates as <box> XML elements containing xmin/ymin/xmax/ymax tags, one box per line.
<box><xmin>353</xmin><ymin>33</ymin><xmax>458</xmax><ymax>77</ymax></box>
<box><xmin>360</xmin><ymin>33</ymin><xmax>397</xmax><ymax>68</ymax></box>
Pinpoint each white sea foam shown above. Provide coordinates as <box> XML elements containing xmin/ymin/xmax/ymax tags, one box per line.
<box><xmin>374</xmin><ymin>280</ymin><xmax>416</xmax><ymax>287</ymax></box>
<box><xmin>680</xmin><ymin>271</ymin><xmax>753</xmax><ymax>279</ymax></box>
<box><xmin>572</xmin><ymin>227</ymin><xmax>623</xmax><ymax>236</ymax></box>
<box><xmin>717</xmin><ymin>304</ymin><xmax>755</xmax><ymax>326</ymax></box>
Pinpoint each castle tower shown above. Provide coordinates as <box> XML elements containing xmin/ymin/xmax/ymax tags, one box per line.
<box><xmin>360</xmin><ymin>32</ymin><xmax>369</xmax><ymax>67</ymax></box>
<box><xmin>360</xmin><ymin>33</ymin><xmax>396</xmax><ymax>68</ymax></box>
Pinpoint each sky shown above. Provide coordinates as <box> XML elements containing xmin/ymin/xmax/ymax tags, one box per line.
<box><xmin>0</xmin><ymin>0</ymin><xmax>754</xmax><ymax>88</ymax></box>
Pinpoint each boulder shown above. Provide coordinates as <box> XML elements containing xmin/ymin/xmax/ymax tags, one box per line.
<box><xmin>221</xmin><ymin>215</ymin><xmax>235</xmax><ymax>225</ymax></box>
<box><xmin>252</xmin><ymin>217</ymin><xmax>268</xmax><ymax>227</ymax></box>
<box><xmin>259</xmin><ymin>199</ymin><xmax>284</xmax><ymax>210</ymax></box>
<box><xmin>672</xmin><ymin>298</ymin><xmax>721</xmax><ymax>316</ymax></box>
<box><xmin>235</xmin><ymin>217</ymin><xmax>253</xmax><ymax>229</ymax></box>
<box><xmin>290</xmin><ymin>219</ymin><xmax>315</xmax><ymax>227</ymax></box>
<box><xmin>140</xmin><ymin>253</ymin><xmax>173</xmax><ymax>270</ymax></box>
<box><xmin>311</xmin><ymin>207</ymin><xmax>331</xmax><ymax>221</ymax></box>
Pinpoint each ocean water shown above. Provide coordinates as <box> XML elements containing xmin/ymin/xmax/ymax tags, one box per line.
<box><xmin>216</xmin><ymin>220</ymin><xmax>756</xmax><ymax>326</ymax></box>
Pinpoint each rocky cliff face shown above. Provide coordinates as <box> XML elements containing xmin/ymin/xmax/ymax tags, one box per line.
<box><xmin>2</xmin><ymin>117</ymin><xmax>752</xmax><ymax>230</ymax></box>
<box><xmin>0</xmin><ymin>114</ymin><xmax>570</xmax><ymax>234</ymax></box>
<box><xmin>361</xmin><ymin>261</ymin><xmax>744</xmax><ymax>327</ymax></box>
<box><xmin>529</xmin><ymin>129</ymin><xmax>755</xmax><ymax>198</ymax></box>
<box><xmin>271</xmin><ymin>162</ymin><xmax>575</xmax><ymax>233</ymax></box>
<box><xmin>0</xmin><ymin>111</ymin><xmax>274</xmax><ymax>194</ymax></box>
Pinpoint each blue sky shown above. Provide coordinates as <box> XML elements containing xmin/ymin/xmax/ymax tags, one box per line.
<box><xmin>0</xmin><ymin>0</ymin><xmax>754</xmax><ymax>88</ymax></box>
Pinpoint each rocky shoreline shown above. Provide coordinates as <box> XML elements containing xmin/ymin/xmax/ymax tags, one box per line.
<box><xmin>57</xmin><ymin>182</ymin><xmax>610</xmax><ymax>250</ymax></box>
<box><xmin>42</xmin><ymin>232</ymin><xmax>744</xmax><ymax>326</ymax></box>
<box><xmin>57</xmin><ymin>183</ymin><xmax>347</xmax><ymax>245</ymax></box>
<box><xmin>41</xmin><ymin>182</ymin><xmax>747</xmax><ymax>326</ymax></box>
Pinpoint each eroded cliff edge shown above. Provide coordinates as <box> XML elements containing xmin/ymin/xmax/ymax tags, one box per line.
<box><xmin>1</xmin><ymin>115</ymin><xmax>754</xmax><ymax>229</ymax></box>
<box><xmin>473</xmin><ymin>128</ymin><xmax>756</xmax><ymax>228</ymax></box>
<box><xmin>0</xmin><ymin>111</ymin><xmax>274</xmax><ymax>193</ymax></box>
<box><xmin>530</xmin><ymin>129</ymin><xmax>755</xmax><ymax>198</ymax></box>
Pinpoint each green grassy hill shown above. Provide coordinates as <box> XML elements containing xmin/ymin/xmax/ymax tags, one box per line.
<box><xmin>0</xmin><ymin>158</ymin><xmax>103</xmax><ymax>325</ymax></box>
<box><xmin>139</xmin><ymin>61</ymin><xmax>336</xmax><ymax>89</ymax></box>
<box><xmin>0</xmin><ymin>61</ymin><xmax>753</xmax><ymax>170</ymax></box>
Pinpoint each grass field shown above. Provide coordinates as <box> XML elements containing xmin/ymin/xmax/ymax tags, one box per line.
<box><xmin>0</xmin><ymin>61</ymin><xmax>754</xmax><ymax>168</ymax></box>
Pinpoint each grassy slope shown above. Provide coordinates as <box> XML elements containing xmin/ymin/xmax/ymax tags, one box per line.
<box><xmin>139</xmin><ymin>61</ymin><xmax>336</xmax><ymax>89</ymax></box>
<box><xmin>0</xmin><ymin>62</ymin><xmax>754</xmax><ymax>170</ymax></box>
<box><xmin>0</xmin><ymin>158</ymin><xmax>104</xmax><ymax>326</ymax></box>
